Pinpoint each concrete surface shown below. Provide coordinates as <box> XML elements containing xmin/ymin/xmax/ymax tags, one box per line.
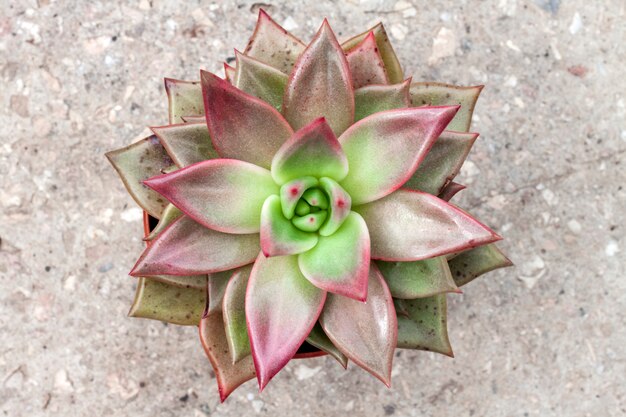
<box><xmin>1</xmin><ymin>0</ymin><xmax>624</xmax><ymax>416</ymax></box>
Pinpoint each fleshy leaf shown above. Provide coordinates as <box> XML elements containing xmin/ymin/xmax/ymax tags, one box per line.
<box><xmin>244</xmin><ymin>9</ymin><xmax>306</xmax><ymax>73</ymax></box>
<box><xmin>339</xmin><ymin>106</ymin><xmax>459</xmax><ymax>205</ymax></box>
<box><xmin>449</xmin><ymin>244</ymin><xmax>513</xmax><ymax>286</ymax></box>
<box><xmin>246</xmin><ymin>254</ymin><xmax>326</xmax><ymax>390</ymax></box>
<box><xmin>181</xmin><ymin>115</ymin><xmax>206</xmax><ymax>124</ymax></box>
<box><xmin>129</xmin><ymin>278</ymin><xmax>206</xmax><ymax>326</ymax></box>
<box><xmin>207</xmin><ymin>270</ymin><xmax>233</xmax><ymax>316</ymax></box>
<box><xmin>151</xmin><ymin>122</ymin><xmax>218</xmax><ymax>168</ymax></box>
<box><xmin>320</xmin><ymin>263</ymin><xmax>396</xmax><ymax>386</ymax></box>
<box><xmin>354</xmin><ymin>79</ymin><xmax>411</xmax><ymax>121</ymax></box>
<box><xmin>306</xmin><ymin>323</ymin><xmax>348</xmax><ymax>368</ymax></box>
<box><xmin>279</xmin><ymin>176</ymin><xmax>318</xmax><ymax>219</ymax></box>
<box><xmin>271</xmin><ymin>118</ymin><xmax>348</xmax><ymax>184</ymax></box>
<box><xmin>145</xmin><ymin>203</ymin><xmax>182</xmax><ymax>241</ymax></box>
<box><xmin>283</xmin><ymin>20</ymin><xmax>354</xmax><ymax>136</ymax></box>
<box><xmin>318</xmin><ymin>177</ymin><xmax>352</xmax><ymax>236</ymax></box>
<box><xmin>376</xmin><ymin>257</ymin><xmax>459</xmax><ymax>299</ymax></box>
<box><xmin>223</xmin><ymin>63</ymin><xmax>236</xmax><ymax>84</ymax></box>
<box><xmin>164</xmin><ymin>78</ymin><xmax>203</xmax><ymax>124</ymax></box>
<box><xmin>410</xmin><ymin>83</ymin><xmax>483</xmax><ymax>132</ymax></box>
<box><xmin>234</xmin><ymin>51</ymin><xmax>288</xmax><ymax>111</ymax></box>
<box><xmin>201</xmin><ymin>70</ymin><xmax>293</xmax><ymax>169</ymax></box>
<box><xmin>146</xmin><ymin>274</ymin><xmax>207</xmax><ymax>290</ymax></box>
<box><xmin>144</xmin><ymin>159</ymin><xmax>279</xmax><ymax>234</ymax></box>
<box><xmin>298</xmin><ymin>212</ymin><xmax>370</xmax><ymax>300</ymax></box>
<box><xmin>404</xmin><ymin>131</ymin><xmax>478</xmax><ymax>195</ymax></box>
<box><xmin>223</xmin><ymin>265</ymin><xmax>253</xmax><ymax>363</ymax></box>
<box><xmin>292</xmin><ymin>211</ymin><xmax>327</xmax><ymax>232</ymax></box>
<box><xmin>396</xmin><ymin>295</ymin><xmax>453</xmax><ymax>357</ymax></box>
<box><xmin>342</xmin><ymin>23</ymin><xmax>403</xmax><ymax>84</ymax></box>
<box><xmin>130</xmin><ymin>216</ymin><xmax>260</xmax><ymax>276</ymax></box>
<box><xmin>438</xmin><ymin>181</ymin><xmax>466</xmax><ymax>202</ymax></box>
<box><xmin>106</xmin><ymin>135</ymin><xmax>173</xmax><ymax>218</ymax></box>
<box><xmin>200</xmin><ymin>303</ymin><xmax>256</xmax><ymax>402</ymax></box>
<box><xmin>354</xmin><ymin>189</ymin><xmax>501</xmax><ymax>261</ymax></box>
<box><xmin>344</xmin><ymin>31</ymin><xmax>388</xmax><ymax>88</ymax></box>
<box><xmin>260</xmin><ymin>195</ymin><xmax>318</xmax><ymax>257</ymax></box>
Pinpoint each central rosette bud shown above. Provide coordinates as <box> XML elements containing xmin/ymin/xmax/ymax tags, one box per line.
<box><xmin>279</xmin><ymin>176</ymin><xmax>351</xmax><ymax>235</ymax></box>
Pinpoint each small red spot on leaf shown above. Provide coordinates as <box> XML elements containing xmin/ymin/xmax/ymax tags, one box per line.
<box><xmin>290</xmin><ymin>187</ymin><xmax>299</xmax><ymax>196</ymax></box>
<box><xmin>337</xmin><ymin>199</ymin><xmax>345</xmax><ymax>208</ymax></box>
<box><xmin>309</xmin><ymin>217</ymin><xmax>315</xmax><ymax>223</ymax></box>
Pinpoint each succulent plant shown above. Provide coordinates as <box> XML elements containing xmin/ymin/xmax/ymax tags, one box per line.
<box><xmin>106</xmin><ymin>10</ymin><xmax>512</xmax><ymax>401</ymax></box>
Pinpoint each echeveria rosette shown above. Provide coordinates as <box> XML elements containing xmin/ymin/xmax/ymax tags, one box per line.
<box><xmin>106</xmin><ymin>10</ymin><xmax>512</xmax><ymax>401</ymax></box>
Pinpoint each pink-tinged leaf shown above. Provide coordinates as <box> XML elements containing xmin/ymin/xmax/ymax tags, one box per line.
<box><xmin>244</xmin><ymin>9</ymin><xmax>306</xmax><ymax>73</ymax></box>
<box><xmin>354</xmin><ymin>79</ymin><xmax>411</xmax><ymax>121</ymax></box>
<box><xmin>200</xmin><ymin>306</ymin><xmax>256</xmax><ymax>402</ymax></box>
<box><xmin>279</xmin><ymin>176</ymin><xmax>318</xmax><ymax>219</ymax></box>
<box><xmin>246</xmin><ymin>253</ymin><xmax>326</xmax><ymax>390</ymax></box>
<box><xmin>438</xmin><ymin>181</ymin><xmax>466</xmax><ymax>202</ymax></box>
<box><xmin>339</xmin><ymin>106</ymin><xmax>459</xmax><ymax>205</ymax></box>
<box><xmin>283</xmin><ymin>20</ymin><xmax>355</xmax><ymax>136</ymax></box>
<box><xmin>106</xmin><ymin>135</ymin><xmax>173</xmax><ymax>219</ymax></box>
<box><xmin>344</xmin><ymin>31</ymin><xmax>389</xmax><ymax>88</ymax></box>
<box><xmin>298</xmin><ymin>212</ymin><xmax>370</xmax><ymax>300</ymax></box>
<box><xmin>181</xmin><ymin>115</ymin><xmax>206</xmax><ymax>123</ymax></box>
<box><xmin>201</xmin><ymin>70</ymin><xmax>293</xmax><ymax>169</ymax></box>
<box><xmin>404</xmin><ymin>131</ymin><xmax>478</xmax><ymax>195</ymax></box>
<box><xmin>234</xmin><ymin>51</ymin><xmax>288</xmax><ymax>111</ymax></box>
<box><xmin>449</xmin><ymin>244</ymin><xmax>513</xmax><ymax>287</ymax></box>
<box><xmin>207</xmin><ymin>270</ymin><xmax>233</xmax><ymax>316</ymax></box>
<box><xmin>223</xmin><ymin>63</ymin><xmax>236</xmax><ymax>84</ymax></box>
<box><xmin>396</xmin><ymin>295</ymin><xmax>453</xmax><ymax>357</ymax></box>
<box><xmin>151</xmin><ymin>123</ymin><xmax>219</xmax><ymax>168</ymax></box>
<box><xmin>145</xmin><ymin>203</ymin><xmax>182</xmax><ymax>241</ymax></box>
<box><xmin>354</xmin><ymin>189</ymin><xmax>501</xmax><ymax>261</ymax></box>
<box><xmin>410</xmin><ymin>82</ymin><xmax>483</xmax><ymax>132</ymax></box>
<box><xmin>146</xmin><ymin>274</ymin><xmax>207</xmax><ymax>290</ymax></box>
<box><xmin>260</xmin><ymin>195</ymin><xmax>318</xmax><ymax>257</ymax></box>
<box><xmin>376</xmin><ymin>257</ymin><xmax>459</xmax><ymax>299</ymax></box>
<box><xmin>306</xmin><ymin>323</ymin><xmax>348</xmax><ymax>368</ymax></box>
<box><xmin>271</xmin><ymin>118</ymin><xmax>348</xmax><ymax>184</ymax></box>
<box><xmin>320</xmin><ymin>263</ymin><xmax>397</xmax><ymax>386</ymax></box>
<box><xmin>144</xmin><ymin>159</ymin><xmax>279</xmax><ymax>234</ymax></box>
<box><xmin>318</xmin><ymin>177</ymin><xmax>352</xmax><ymax>236</ymax></box>
<box><xmin>129</xmin><ymin>278</ymin><xmax>206</xmax><ymax>326</ymax></box>
<box><xmin>164</xmin><ymin>78</ymin><xmax>203</xmax><ymax>124</ymax></box>
<box><xmin>223</xmin><ymin>265</ymin><xmax>253</xmax><ymax>363</ymax></box>
<box><xmin>130</xmin><ymin>216</ymin><xmax>260</xmax><ymax>276</ymax></box>
<box><xmin>342</xmin><ymin>23</ymin><xmax>403</xmax><ymax>84</ymax></box>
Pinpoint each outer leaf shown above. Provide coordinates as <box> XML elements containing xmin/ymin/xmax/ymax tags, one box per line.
<box><xmin>146</xmin><ymin>274</ymin><xmax>207</xmax><ymax>290</ymax></box>
<box><xmin>223</xmin><ymin>265</ymin><xmax>253</xmax><ymax>363</ymax></box>
<box><xmin>283</xmin><ymin>20</ymin><xmax>355</xmax><ymax>136</ymax></box>
<box><xmin>354</xmin><ymin>79</ymin><xmax>411</xmax><ymax>121</ymax></box>
<box><xmin>344</xmin><ymin>31</ymin><xmax>388</xmax><ymax>88</ymax></box>
<box><xmin>130</xmin><ymin>216</ymin><xmax>260</xmax><ymax>276</ymax></box>
<box><xmin>449</xmin><ymin>244</ymin><xmax>513</xmax><ymax>286</ymax></box>
<box><xmin>223</xmin><ymin>63</ymin><xmax>236</xmax><ymax>84</ymax></box>
<box><xmin>144</xmin><ymin>159</ymin><xmax>279</xmax><ymax>234</ymax></box>
<box><xmin>339</xmin><ymin>106</ymin><xmax>459</xmax><ymax>205</ymax></box>
<box><xmin>260</xmin><ymin>195</ymin><xmax>318</xmax><ymax>257</ymax></box>
<box><xmin>201</xmin><ymin>70</ymin><xmax>293</xmax><ymax>169</ymax></box>
<box><xmin>145</xmin><ymin>203</ymin><xmax>182</xmax><ymax>241</ymax></box>
<box><xmin>181</xmin><ymin>115</ymin><xmax>205</xmax><ymax>124</ymax></box>
<box><xmin>403</xmin><ymin>131</ymin><xmax>478</xmax><ymax>195</ymax></box>
<box><xmin>106</xmin><ymin>135</ymin><xmax>173</xmax><ymax>219</ymax></box>
<box><xmin>246</xmin><ymin>254</ymin><xmax>326</xmax><ymax>390</ymax></box>
<box><xmin>151</xmin><ymin>123</ymin><xmax>218</xmax><ymax>168</ymax></box>
<box><xmin>438</xmin><ymin>181</ymin><xmax>466</xmax><ymax>202</ymax></box>
<box><xmin>376</xmin><ymin>257</ymin><xmax>459</xmax><ymax>299</ymax></box>
<box><xmin>342</xmin><ymin>22</ymin><xmax>403</xmax><ymax>84</ymax></box>
<box><xmin>244</xmin><ymin>9</ymin><xmax>306</xmax><ymax>73</ymax></box>
<box><xmin>298</xmin><ymin>212</ymin><xmax>370</xmax><ymax>301</ymax></box>
<box><xmin>164</xmin><ymin>78</ymin><xmax>203</xmax><ymax>124</ymax></box>
<box><xmin>318</xmin><ymin>177</ymin><xmax>352</xmax><ymax>237</ymax></box>
<box><xmin>200</xmin><ymin>305</ymin><xmax>256</xmax><ymax>402</ymax></box>
<box><xmin>234</xmin><ymin>51</ymin><xmax>288</xmax><ymax>111</ymax></box>
<box><xmin>396</xmin><ymin>295</ymin><xmax>453</xmax><ymax>356</ymax></box>
<box><xmin>271</xmin><ymin>118</ymin><xmax>348</xmax><ymax>184</ymax></box>
<box><xmin>354</xmin><ymin>189</ymin><xmax>501</xmax><ymax>261</ymax></box>
<box><xmin>207</xmin><ymin>270</ymin><xmax>233</xmax><ymax>316</ymax></box>
<box><xmin>306</xmin><ymin>323</ymin><xmax>348</xmax><ymax>368</ymax></box>
<box><xmin>320</xmin><ymin>263</ymin><xmax>397</xmax><ymax>386</ymax></box>
<box><xmin>410</xmin><ymin>83</ymin><xmax>483</xmax><ymax>132</ymax></box>
<box><xmin>129</xmin><ymin>278</ymin><xmax>206</xmax><ymax>326</ymax></box>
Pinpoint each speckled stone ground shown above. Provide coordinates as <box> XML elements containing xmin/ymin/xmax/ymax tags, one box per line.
<box><xmin>1</xmin><ymin>0</ymin><xmax>624</xmax><ymax>416</ymax></box>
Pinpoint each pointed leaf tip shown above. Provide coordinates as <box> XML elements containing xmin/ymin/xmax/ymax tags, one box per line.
<box><xmin>345</xmin><ymin>31</ymin><xmax>389</xmax><ymax>89</ymax></box>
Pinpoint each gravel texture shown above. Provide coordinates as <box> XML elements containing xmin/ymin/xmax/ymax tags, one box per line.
<box><xmin>1</xmin><ymin>0</ymin><xmax>624</xmax><ymax>416</ymax></box>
